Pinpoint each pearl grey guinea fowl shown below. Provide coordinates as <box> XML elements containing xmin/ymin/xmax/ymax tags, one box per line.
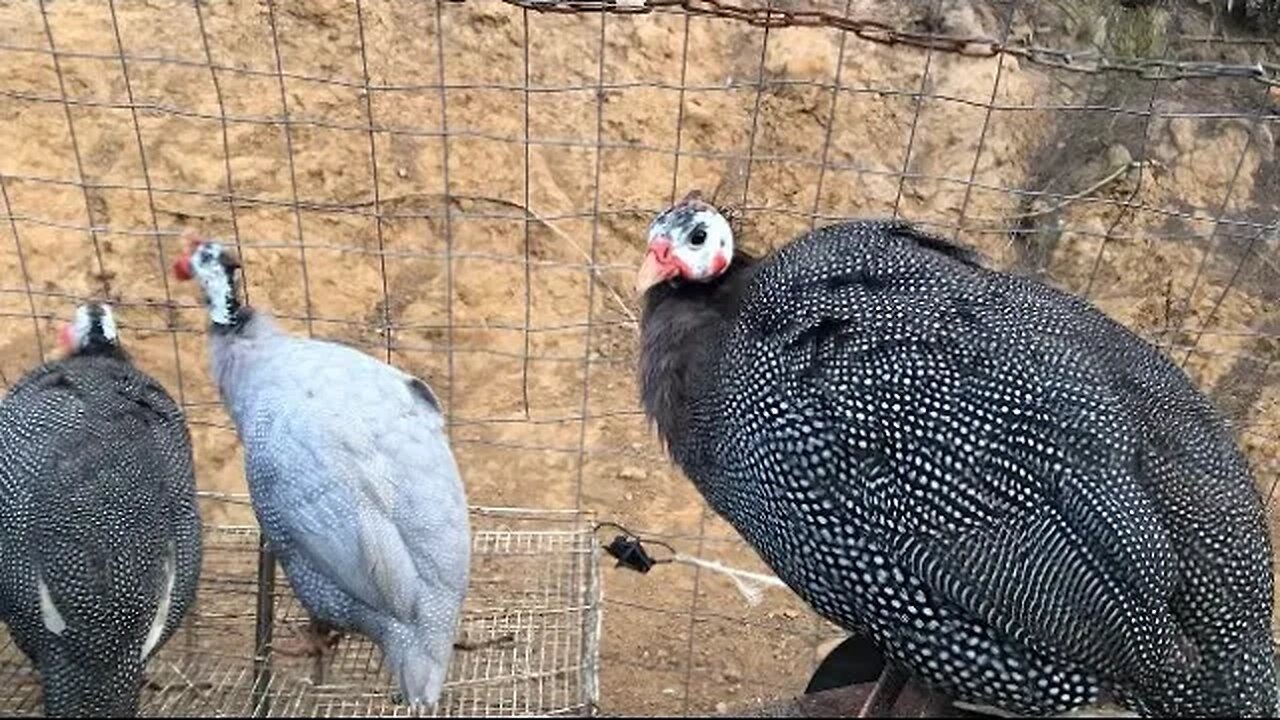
<box><xmin>171</xmin><ymin>234</ymin><xmax>471</xmax><ymax>707</ymax></box>
<box><xmin>635</xmin><ymin>192</ymin><xmax>1277</xmax><ymax>718</ymax></box>
<box><xmin>0</xmin><ymin>303</ymin><xmax>202</xmax><ymax>717</ymax></box>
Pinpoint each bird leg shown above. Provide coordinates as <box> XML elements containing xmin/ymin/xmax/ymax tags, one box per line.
<box><xmin>272</xmin><ymin>618</ymin><xmax>343</xmax><ymax>658</ymax></box>
<box><xmin>853</xmin><ymin>664</ymin><xmax>964</xmax><ymax>718</ymax></box>
<box><xmin>850</xmin><ymin>663</ymin><xmax>905</xmax><ymax>717</ymax></box>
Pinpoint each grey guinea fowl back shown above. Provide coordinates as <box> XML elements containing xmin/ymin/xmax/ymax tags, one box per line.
<box><xmin>171</xmin><ymin>235</ymin><xmax>471</xmax><ymax>708</ymax></box>
<box><xmin>0</xmin><ymin>303</ymin><xmax>202</xmax><ymax>717</ymax></box>
<box><xmin>636</xmin><ymin>193</ymin><xmax>1278</xmax><ymax>718</ymax></box>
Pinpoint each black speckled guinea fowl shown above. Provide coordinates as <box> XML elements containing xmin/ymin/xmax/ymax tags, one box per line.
<box><xmin>0</xmin><ymin>303</ymin><xmax>202</xmax><ymax>717</ymax></box>
<box><xmin>635</xmin><ymin>191</ymin><xmax>1278</xmax><ymax>718</ymax></box>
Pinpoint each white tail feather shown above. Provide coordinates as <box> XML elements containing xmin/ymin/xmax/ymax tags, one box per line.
<box><xmin>36</xmin><ymin>575</ymin><xmax>66</xmax><ymax>636</ymax></box>
<box><xmin>140</xmin><ymin>546</ymin><xmax>177</xmax><ymax>660</ymax></box>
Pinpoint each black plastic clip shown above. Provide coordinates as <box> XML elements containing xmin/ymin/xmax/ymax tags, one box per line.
<box><xmin>603</xmin><ymin>534</ymin><xmax>658</xmax><ymax>574</ymax></box>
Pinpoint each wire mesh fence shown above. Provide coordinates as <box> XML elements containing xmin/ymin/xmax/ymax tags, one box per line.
<box><xmin>0</xmin><ymin>0</ymin><xmax>1278</xmax><ymax>715</ymax></box>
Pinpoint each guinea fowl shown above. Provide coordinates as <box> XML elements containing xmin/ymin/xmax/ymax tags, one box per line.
<box><xmin>635</xmin><ymin>191</ymin><xmax>1278</xmax><ymax>718</ymax></box>
<box><xmin>171</xmin><ymin>233</ymin><xmax>471</xmax><ymax>708</ymax></box>
<box><xmin>0</xmin><ymin>302</ymin><xmax>202</xmax><ymax>717</ymax></box>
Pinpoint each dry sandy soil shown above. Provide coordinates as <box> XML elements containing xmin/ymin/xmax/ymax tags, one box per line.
<box><xmin>0</xmin><ymin>0</ymin><xmax>1278</xmax><ymax>716</ymax></box>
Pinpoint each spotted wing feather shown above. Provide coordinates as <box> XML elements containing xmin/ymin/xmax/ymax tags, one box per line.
<box><xmin>727</xmin><ymin>223</ymin><xmax>1196</xmax><ymax>690</ymax></box>
<box><xmin>240</xmin><ymin>339</ymin><xmax>467</xmax><ymax>628</ymax></box>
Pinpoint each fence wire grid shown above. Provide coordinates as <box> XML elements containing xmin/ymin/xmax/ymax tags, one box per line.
<box><xmin>1</xmin><ymin>0</ymin><xmax>1279</xmax><ymax>716</ymax></box>
<box><xmin>1</xmin><ymin>498</ymin><xmax>602</xmax><ymax>717</ymax></box>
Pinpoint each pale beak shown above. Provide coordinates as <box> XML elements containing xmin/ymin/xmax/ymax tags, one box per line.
<box><xmin>636</xmin><ymin>238</ymin><xmax>678</xmax><ymax>295</ymax></box>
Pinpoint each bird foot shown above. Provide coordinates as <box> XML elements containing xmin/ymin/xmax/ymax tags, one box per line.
<box><xmin>273</xmin><ymin>620</ymin><xmax>343</xmax><ymax>658</ymax></box>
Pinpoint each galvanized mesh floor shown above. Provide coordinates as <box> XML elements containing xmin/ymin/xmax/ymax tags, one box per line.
<box><xmin>0</xmin><ymin>502</ymin><xmax>602</xmax><ymax>717</ymax></box>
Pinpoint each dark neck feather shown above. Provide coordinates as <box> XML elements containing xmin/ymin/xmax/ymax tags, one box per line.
<box><xmin>638</xmin><ymin>249</ymin><xmax>758</xmax><ymax>460</ymax></box>
<box><xmin>211</xmin><ymin>306</ymin><xmax>257</xmax><ymax>336</ymax></box>
<box><xmin>73</xmin><ymin>340</ymin><xmax>129</xmax><ymax>362</ymax></box>
<box><xmin>209</xmin><ymin>263</ymin><xmax>251</xmax><ymax>334</ymax></box>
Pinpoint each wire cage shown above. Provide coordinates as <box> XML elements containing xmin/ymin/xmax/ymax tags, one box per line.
<box><xmin>0</xmin><ymin>494</ymin><xmax>603</xmax><ymax>717</ymax></box>
<box><xmin>1</xmin><ymin>0</ymin><xmax>1279</xmax><ymax>716</ymax></box>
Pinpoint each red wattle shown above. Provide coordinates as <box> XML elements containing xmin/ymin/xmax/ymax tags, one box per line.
<box><xmin>56</xmin><ymin>322</ymin><xmax>73</xmax><ymax>351</ymax></box>
<box><xmin>173</xmin><ymin>255</ymin><xmax>193</xmax><ymax>281</ymax></box>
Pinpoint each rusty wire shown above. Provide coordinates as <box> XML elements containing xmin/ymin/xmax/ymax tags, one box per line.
<box><xmin>493</xmin><ymin>0</ymin><xmax>1280</xmax><ymax>85</ymax></box>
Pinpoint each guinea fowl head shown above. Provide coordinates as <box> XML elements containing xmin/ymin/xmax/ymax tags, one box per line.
<box><xmin>56</xmin><ymin>302</ymin><xmax>123</xmax><ymax>358</ymax></box>
<box><xmin>635</xmin><ymin>192</ymin><xmax>757</xmax><ymax>460</ymax></box>
<box><xmin>171</xmin><ymin>230</ymin><xmax>244</xmax><ymax>327</ymax></box>
<box><xmin>636</xmin><ymin>190</ymin><xmax>736</xmax><ymax>295</ymax></box>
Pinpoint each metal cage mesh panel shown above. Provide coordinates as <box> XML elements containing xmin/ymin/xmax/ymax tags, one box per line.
<box><xmin>0</xmin><ymin>500</ymin><xmax>602</xmax><ymax>718</ymax></box>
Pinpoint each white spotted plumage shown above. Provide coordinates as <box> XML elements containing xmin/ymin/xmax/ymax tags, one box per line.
<box><xmin>638</xmin><ymin>207</ymin><xmax>1278</xmax><ymax>718</ymax></box>
<box><xmin>0</xmin><ymin>302</ymin><xmax>202</xmax><ymax>716</ymax></box>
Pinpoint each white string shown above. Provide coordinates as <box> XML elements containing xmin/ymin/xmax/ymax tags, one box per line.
<box><xmin>671</xmin><ymin>553</ymin><xmax>789</xmax><ymax>607</ymax></box>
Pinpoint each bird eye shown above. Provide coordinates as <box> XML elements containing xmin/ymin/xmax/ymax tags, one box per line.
<box><xmin>689</xmin><ymin>226</ymin><xmax>707</xmax><ymax>247</ymax></box>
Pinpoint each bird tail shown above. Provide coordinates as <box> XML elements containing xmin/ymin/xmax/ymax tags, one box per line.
<box><xmin>383</xmin><ymin>625</ymin><xmax>449</xmax><ymax>709</ymax></box>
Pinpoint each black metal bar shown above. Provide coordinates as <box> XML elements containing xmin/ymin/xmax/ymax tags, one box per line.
<box><xmin>252</xmin><ymin>538</ymin><xmax>277</xmax><ymax>718</ymax></box>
